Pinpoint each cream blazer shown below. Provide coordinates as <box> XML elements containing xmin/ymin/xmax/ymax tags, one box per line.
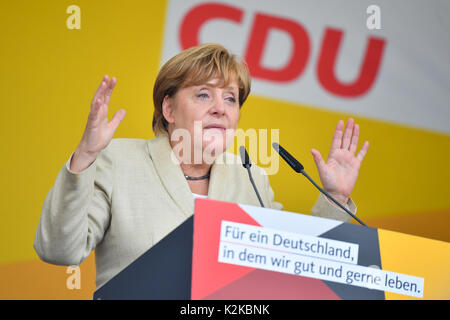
<box><xmin>34</xmin><ymin>135</ymin><xmax>356</xmax><ymax>288</ymax></box>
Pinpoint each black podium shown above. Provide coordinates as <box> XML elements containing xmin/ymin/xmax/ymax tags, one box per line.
<box><xmin>92</xmin><ymin>199</ymin><xmax>445</xmax><ymax>300</ymax></box>
<box><xmin>93</xmin><ymin>217</ymin><xmax>193</xmax><ymax>300</ymax></box>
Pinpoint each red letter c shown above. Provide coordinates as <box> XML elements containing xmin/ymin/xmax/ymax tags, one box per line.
<box><xmin>179</xmin><ymin>3</ymin><xmax>244</xmax><ymax>50</ymax></box>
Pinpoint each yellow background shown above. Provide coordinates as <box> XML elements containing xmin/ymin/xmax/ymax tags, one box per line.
<box><xmin>379</xmin><ymin>229</ymin><xmax>450</xmax><ymax>300</ymax></box>
<box><xmin>0</xmin><ymin>0</ymin><xmax>449</xmax><ymax>299</ymax></box>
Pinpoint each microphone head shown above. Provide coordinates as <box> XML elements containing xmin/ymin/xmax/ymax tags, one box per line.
<box><xmin>239</xmin><ymin>146</ymin><xmax>252</xmax><ymax>169</ymax></box>
<box><xmin>272</xmin><ymin>143</ymin><xmax>304</xmax><ymax>173</ymax></box>
<box><xmin>272</xmin><ymin>142</ymin><xmax>280</xmax><ymax>153</ymax></box>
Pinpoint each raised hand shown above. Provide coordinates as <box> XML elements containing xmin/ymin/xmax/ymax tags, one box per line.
<box><xmin>310</xmin><ymin>118</ymin><xmax>369</xmax><ymax>206</ymax></box>
<box><xmin>70</xmin><ymin>75</ymin><xmax>126</xmax><ymax>173</ymax></box>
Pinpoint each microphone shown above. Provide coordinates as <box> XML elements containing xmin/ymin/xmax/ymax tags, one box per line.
<box><xmin>272</xmin><ymin>143</ymin><xmax>367</xmax><ymax>226</ymax></box>
<box><xmin>239</xmin><ymin>146</ymin><xmax>265</xmax><ymax>208</ymax></box>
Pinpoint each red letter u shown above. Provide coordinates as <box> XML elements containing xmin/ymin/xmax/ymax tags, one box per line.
<box><xmin>317</xmin><ymin>28</ymin><xmax>386</xmax><ymax>97</ymax></box>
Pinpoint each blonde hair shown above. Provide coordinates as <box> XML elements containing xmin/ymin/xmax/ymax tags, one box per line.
<box><xmin>152</xmin><ymin>43</ymin><xmax>251</xmax><ymax>135</ymax></box>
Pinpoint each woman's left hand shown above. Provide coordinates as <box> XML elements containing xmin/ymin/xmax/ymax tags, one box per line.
<box><xmin>310</xmin><ymin>118</ymin><xmax>369</xmax><ymax>206</ymax></box>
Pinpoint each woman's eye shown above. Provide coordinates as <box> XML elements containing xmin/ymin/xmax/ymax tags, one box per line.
<box><xmin>197</xmin><ymin>93</ymin><xmax>209</xmax><ymax>99</ymax></box>
<box><xmin>226</xmin><ymin>97</ymin><xmax>236</xmax><ymax>103</ymax></box>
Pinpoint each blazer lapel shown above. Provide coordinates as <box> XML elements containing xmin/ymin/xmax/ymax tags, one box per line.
<box><xmin>146</xmin><ymin>134</ymin><xmax>194</xmax><ymax>217</ymax></box>
<box><xmin>208</xmin><ymin>152</ymin><xmax>235</xmax><ymax>202</ymax></box>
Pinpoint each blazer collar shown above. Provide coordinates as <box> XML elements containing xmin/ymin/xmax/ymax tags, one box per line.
<box><xmin>207</xmin><ymin>152</ymin><xmax>234</xmax><ymax>202</ymax></box>
<box><xmin>147</xmin><ymin>134</ymin><xmax>194</xmax><ymax>217</ymax></box>
<box><xmin>146</xmin><ymin>134</ymin><xmax>233</xmax><ymax>216</ymax></box>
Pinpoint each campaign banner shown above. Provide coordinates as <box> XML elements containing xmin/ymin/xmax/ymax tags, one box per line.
<box><xmin>192</xmin><ymin>199</ymin><xmax>450</xmax><ymax>300</ymax></box>
<box><xmin>162</xmin><ymin>0</ymin><xmax>450</xmax><ymax>134</ymax></box>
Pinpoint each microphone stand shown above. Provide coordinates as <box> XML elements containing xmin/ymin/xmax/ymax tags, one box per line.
<box><xmin>272</xmin><ymin>143</ymin><xmax>367</xmax><ymax>227</ymax></box>
<box><xmin>240</xmin><ymin>146</ymin><xmax>265</xmax><ymax>208</ymax></box>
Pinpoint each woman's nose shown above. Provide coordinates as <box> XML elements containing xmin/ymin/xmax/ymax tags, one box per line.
<box><xmin>210</xmin><ymin>96</ymin><xmax>225</xmax><ymax>115</ymax></box>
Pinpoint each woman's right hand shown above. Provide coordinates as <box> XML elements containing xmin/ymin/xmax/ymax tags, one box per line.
<box><xmin>70</xmin><ymin>75</ymin><xmax>126</xmax><ymax>173</ymax></box>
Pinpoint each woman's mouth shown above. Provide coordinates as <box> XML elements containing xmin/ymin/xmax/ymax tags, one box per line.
<box><xmin>203</xmin><ymin>124</ymin><xmax>226</xmax><ymax>131</ymax></box>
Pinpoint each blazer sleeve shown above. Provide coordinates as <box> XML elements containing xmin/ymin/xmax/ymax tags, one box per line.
<box><xmin>34</xmin><ymin>148</ymin><xmax>113</xmax><ymax>266</ymax></box>
<box><xmin>311</xmin><ymin>193</ymin><xmax>357</xmax><ymax>222</ymax></box>
<box><xmin>260</xmin><ymin>167</ymin><xmax>357</xmax><ymax>222</ymax></box>
<box><xmin>262</xmin><ymin>170</ymin><xmax>283</xmax><ymax>211</ymax></box>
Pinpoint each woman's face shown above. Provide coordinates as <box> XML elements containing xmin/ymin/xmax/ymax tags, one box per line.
<box><xmin>163</xmin><ymin>78</ymin><xmax>240</xmax><ymax>164</ymax></box>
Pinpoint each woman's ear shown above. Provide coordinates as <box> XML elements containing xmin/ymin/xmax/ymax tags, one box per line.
<box><xmin>162</xmin><ymin>95</ymin><xmax>175</xmax><ymax>124</ymax></box>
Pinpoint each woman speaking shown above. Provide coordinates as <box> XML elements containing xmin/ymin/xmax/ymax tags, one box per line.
<box><xmin>34</xmin><ymin>43</ymin><xmax>369</xmax><ymax>289</ymax></box>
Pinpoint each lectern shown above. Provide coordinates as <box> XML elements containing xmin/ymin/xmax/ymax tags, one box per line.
<box><xmin>93</xmin><ymin>199</ymin><xmax>450</xmax><ymax>300</ymax></box>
